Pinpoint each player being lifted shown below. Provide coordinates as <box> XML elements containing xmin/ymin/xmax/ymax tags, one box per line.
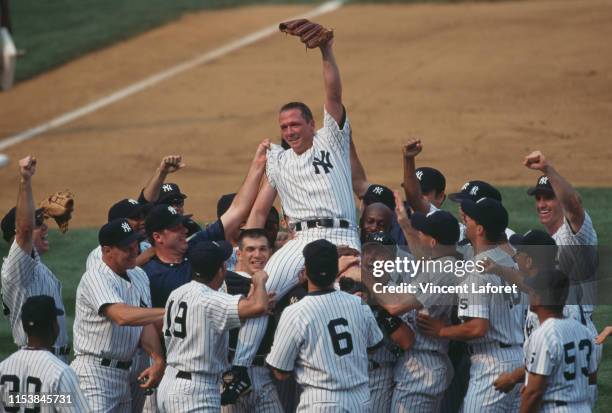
<box><xmin>223</xmin><ymin>19</ymin><xmax>361</xmax><ymax>402</ymax></box>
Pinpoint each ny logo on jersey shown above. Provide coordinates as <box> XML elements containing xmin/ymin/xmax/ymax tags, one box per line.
<box><xmin>312</xmin><ymin>150</ymin><xmax>334</xmax><ymax>174</ymax></box>
<box><xmin>539</xmin><ymin>176</ymin><xmax>549</xmax><ymax>185</ymax></box>
<box><xmin>162</xmin><ymin>184</ymin><xmax>173</xmax><ymax>192</ymax></box>
<box><xmin>416</xmin><ymin>170</ymin><xmax>424</xmax><ymax>181</ymax></box>
<box><xmin>121</xmin><ymin>222</ymin><xmax>132</xmax><ymax>233</ymax></box>
<box><xmin>372</xmin><ymin>186</ymin><xmax>384</xmax><ymax>195</ymax></box>
<box><xmin>469</xmin><ymin>186</ymin><xmax>479</xmax><ymax>196</ymax></box>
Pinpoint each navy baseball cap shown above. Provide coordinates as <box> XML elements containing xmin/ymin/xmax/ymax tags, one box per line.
<box><xmin>411</xmin><ymin>210</ymin><xmax>460</xmax><ymax>246</ymax></box>
<box><xmin>461</xmin><ymin>198</ymin><xmax>508</xmax><ymax>238</ymax></box>
<box><xmin>525</xmin><ymin>268</ymin><xmax>569</xmax><ymax>305</ymax></box>
<box><xmin>527</xmin><ymin>175</ymin><xmax>555</xmax><ymax>197</ymax></box>
<box><xmin>157</xmin><ymin>183</ymin><xmax>187</xmax><ymax>205</ymax></box>
<box><xmin>99</xmin><ymin>218</ymin><xmax>140</xmax><ymax>247</ymax></box>
<box><xmin>216</xmin><ymin>193</ymin><xmax>236</xmax><ymax>218</ymax></box>
<box><xmin>363</xmin><ymin>184</ymin><xmax>395</xmax><ymax>211</ymax></box>
<box><xmin>510</xmin><ymin>229</ymin><xmax>556</xmax><ymax>251</ymax></box>
<box><xmin>145</xmin><ymin>204</ymin><xmax>190</xmax><ymax>236</ymax></box>
<box><xmin>303</xmin><ymin>239</ymin><xmax>338</xmax><ymax>287</ymax></box>
<box><xmin>108</xmin><ymin>199</ymin><xmax>145</xmax><ymax>221</ymax></box>
<box><xmin>2</xmin><ymin>207</ymin><xmax>45</xmax><ymax>243</ymax></box>
<box><xmin>415</xmin><ymin>167</ymin><xmax>446</xmax><ymax>195</ymax></box>
<box><xmin>189</xmin><ymin>240</ymin><xmax>233</xmax><ymax>279</ymax></box>
<box><xmin>21</xmin><ymin>295</ymin><xmax>63</xmax><ymax>333</ymax></box>
<box><xmin>449</xmin><ymin>180</ymin><xmax>502</xmax><ymax>203</ymax></box>
<box><xmin>365</xmin><ymin>231</ymin><xmax>395</xmax><ymax>245</ymax></box>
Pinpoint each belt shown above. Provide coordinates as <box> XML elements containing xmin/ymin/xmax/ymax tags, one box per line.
<box><xmin>53</xmin><ymin>345</ymin><xmax>70</xmax><ymax>356</ymax></box>
<box><xmin>294</xmin><ymin>219</ymin><xmax>350</xmax><ymax>231</ymax></box>
<box><xmin>253</xmin><ymin>355</ymin><xmax>267</xmax><ymax>367</ymax></box>
<box><xmin>176</xmin><ymin>371</ymin><xmax>192</xmax><ymax>380</ymax></box>
<box><xmin>100</xmin><ymin>358</ymin><xmax>132</xmax><ymax>370</ymax></box>
<box><xmin>467</xmin><ymin>341</ymin><xmax>517</xmax><ymax>355</ymax></box>
<box><xmin>554</xmin><ymin>401</ymin><xmax>568</xmax><ymax>407</ymax></box>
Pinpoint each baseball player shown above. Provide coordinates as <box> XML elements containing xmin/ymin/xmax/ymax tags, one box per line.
<box><xmin>71</xmin><ymin>219</ymin><xmax>165</xmax><ymax>412</ymax></box>
<box><xmin>418</xmin><ymin>198</ymin><xmax>527</xmax><ymax>413</ymax></box>
<box><xmin>524</xmin><ymin>150</ymin><xmax>598</xmax><ymax>320</ymax></box>
<box><xmin>0</xmin><ymin>156</ymin><xmax>70</xmax><ymax>362</ymax></box>
<box><xmin>224</xmin><ymin>228</ymin><xmax>307</xmax><ymax>412</ymax></box>
<box><xmin>266</xmin><ymin>240</ymin><xmax>384</xmax><ymax>412</ymax></box>
<box><xmin>0</xmin><ymin>295</ymin><xmax>90</xmax><ymax>412</ymax></box>
<box><xmin>379</xmin><ymin>200</ymin><xmax>460</xmax><ymax>413</ymax></box>
<box><xmin>157</xmin><ymin>240</ymin><xmax>270</xmax><ymax>412</ymax></box>
<box><xmin>225</xmin><ymin>21</ymin><xmax>363</xmax><ymax>400</ymax></box>
<box><xmin>501</xmin><ymin>270</ymin><xmax>597</xmax><ymax>413</ymax></box>
<box><xmin>401</xmin><ymin>139</ymin><xmax>446</xmax><ymax>215</ymax></box>
<box><xmin>360</xmin><ymin>202</ymin><xmax>393</xmax><ymax>243</ymax></box>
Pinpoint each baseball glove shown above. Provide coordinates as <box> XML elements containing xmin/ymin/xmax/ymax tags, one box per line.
<box><xmin>39</xmin><ymin>190</ymin><xmax>74</xmax><ymax>233</ymax></box>
<box><xmin>279</xmin><ymin>19</ymin><xmax>333</xmax><ymax>49</ymax></box>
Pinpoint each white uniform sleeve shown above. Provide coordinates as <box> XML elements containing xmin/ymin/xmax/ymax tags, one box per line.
<box><xmin>526</xmin><ymin>330</ymin><xmax>557</xmax><ymax>376</ymax></box>
<box><xmin>204</xmin><ymin>292</ymin><xmax>241</xmax><ymax>332</ymax></box>
<box><xmin>265</xmin><ymin>144</ymin><xmax>283</xmax><ymax>189</ymax></box>
<box><xmin>319</xmin><ymin>107</ymin><xmax>351</xmax><ymax>152</ymax></box>
<box><xmin>1</xmin><ymin>240</ymin><xmax>37</xmax><ymax>286</ymax></box>
<box><xmin>266</xmin><ymin>308</ymin><xmax>303</xmax><ymax>372</ymax></box>
<box><xmin>56</xmin><ymin>368</ymin><xmax>92</xmax><ymax>412</ymax></box>
<box><xmin>457</xmin><ymin>272</ymin><xmax>490</xmax><ymax>320</ymax></box>
<box><xmin>588</xmin><ymin>337</ymin><xmax>598</xmax><ymax>374</ymax></box>
<box><xmin>81</xmin><ymin>272</ymin><xmax>125</xmax><ymax>315</ymax></box>
<box><xmin>364</xmin><ymin>305</ymin><xmax>384</xmax><ymax>348</ymax></box>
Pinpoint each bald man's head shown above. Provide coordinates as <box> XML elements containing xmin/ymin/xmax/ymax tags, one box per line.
<box><xmin>362</xmin><ymin>202</ymin><xmax>393</xmax><ymax>235</ymax></box>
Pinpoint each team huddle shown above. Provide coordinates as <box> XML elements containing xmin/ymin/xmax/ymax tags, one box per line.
<box><xmin>0</xmin><ymin>18</ymin><xmax>609</xmax><ymax>413</ymax></box>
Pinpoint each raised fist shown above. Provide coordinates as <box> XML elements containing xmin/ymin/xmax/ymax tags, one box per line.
<box><xmin>403</xmin><ymin>139</ymin><xmax>423</xmax><ymax>159</ymax></box>
<box><xmin>523</xmin><ymin>150</ymin><xmax>549</xmax><ymax>172</ymax></box>
<box><xmin>160</xmin><ymin>155</ymin><xmax>184</xmax><ymax>174</ymax></box>
<box><xmin>18</xmin><ymin>156</ymin><xmax>37</xmax><ymax>179</ymax></box>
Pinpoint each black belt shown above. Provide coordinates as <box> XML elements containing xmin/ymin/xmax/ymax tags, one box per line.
<box><xmin>53</xmin><ymin>345</ymin><xmax>70</xmax><ymax>356</ymax></box>
<box><xmin>100</xmin><ymin>358</ymin><xmax>132</xmax><ymax>370</ymax></box>
<box><xmin>176</xmin><ymin>371</ymin><xmax>192</xmax><ymax>380</ymax></box>
<box><xmin>554</xmin><ymin>401</ymin><xmax>568</xmax><ymax>407</ymax></box>
<box><xmin>294</xmin><ymin>219</ymin><xmax>350</xmax><ymax>231</ymax></box>
<box><xmin>468</xmin><ymin>342</ymin><xmax>515</xmax><ymax>355</ymax></box>
<box><xmin>253</xmin><ymin>355</ymin><xmax>267</xmax><ymax>367</ymax></box>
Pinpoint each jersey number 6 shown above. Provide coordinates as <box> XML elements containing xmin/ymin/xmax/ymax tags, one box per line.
<box><xmin>327</xmin><ymin>318</ymin><xmax>353</xmax><ymax>356</ymax></box>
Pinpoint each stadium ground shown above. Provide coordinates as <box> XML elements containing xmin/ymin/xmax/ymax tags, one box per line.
<box><xmin>0</xmin><ymin>0</ymin><xmax>610</xmax><ymax>410</ymax></box>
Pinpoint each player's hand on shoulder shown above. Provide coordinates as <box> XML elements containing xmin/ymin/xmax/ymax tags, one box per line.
<box><xmin>251</xmin><ymin>270</ymin><xmax>269</xmax><ymax>286</ymax></box>
<box><xmin>403</xmin><ymin>139</ymin><xmax>423</xmax><ymax>159</ymax></box>
<box><xmin>160</xmin><ymin>155</ymin><xmax>185</xmax><ymax>174</ymax></box>
<box><xmin>523</xmin><ymin>150</ymin><xmax>549</xmax><ymax>172</ymax></box>
<box><xmin>493</xmin><ymin>372</ymin><xmax>518</xmax><ymax>393</ymax></box>
<box><xmin>19</xmin><ymin>155</ymin><xmax>37</xmax><ymax>180</ymax></box>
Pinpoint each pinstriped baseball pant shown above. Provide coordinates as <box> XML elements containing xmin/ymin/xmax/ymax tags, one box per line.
<box><xmin>392</xmin><ymin>350</ymin><xmax>453</xmax><ymax>413</ymax></box>
<box><xmin>232</xmin><ymin>227</ymin><xmax>360</xmax><ymax>367</ymax></box>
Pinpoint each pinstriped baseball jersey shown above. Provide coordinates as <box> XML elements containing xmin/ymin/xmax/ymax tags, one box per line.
<box><xmin>552</xmin><ymin>212</ymin><xmax>598</xmax><ymax>314</ymax></box>
<box><xmin>1</xmin><ymin>241</ymin><xmax>69</xmax><ymax>351</ymax></box>
<box><xmin>266</xmin><ymin>290</ymin><xmax>383</xmax><ymax>397</ymax></box>
<box><xmin>73</xmin><ymin>261</ymin><xmax>151</xmax><ymax>360</ymax></box>
<box><xmin>164</xmin><ymin>280</ymin><xmax>241</xmax><ymax>375</ymax></box>
<box><xmin>458</xmin><ymin>247</ymin><xmax>527</xmax><ymax>345</ymax></box>
<box><xmin>524</xmin><ymin>317</ymin><xmax>596</xmax><ymax>408</ymax></box>
<box><xmin>0</xmin><ymin>348</ymin><xmax>90</xmax><ymax>412</ymax></box>
<box><xmin>266</xmin><ymin>109</ymin><xmax>356</xmax><ymax>225</ymax></box>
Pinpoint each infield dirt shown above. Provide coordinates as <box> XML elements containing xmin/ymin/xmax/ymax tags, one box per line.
<box><xmin>1</xmin><ymin>0</ymin><xmax>611</xmax><ymax>227</ymax></box>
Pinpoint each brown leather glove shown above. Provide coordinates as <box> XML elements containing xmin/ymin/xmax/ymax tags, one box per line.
<box><xmin>39</xmin><ymin>190</ymin><xmax>74</xmax><ymax>233</ymax></box>
<box><xmin>279</xmin><ymin>19</ymin><xmax>333</xmax><ymax>49</ymax></box>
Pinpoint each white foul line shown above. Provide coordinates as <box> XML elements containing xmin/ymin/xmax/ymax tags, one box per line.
<box><xmin>0</xmin><ymin>0</ymin><xmax>344</xmax><ymax>151</ymax></box>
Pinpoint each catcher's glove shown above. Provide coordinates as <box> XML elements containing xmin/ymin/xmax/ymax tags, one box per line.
<box><xmin>39</xmin><ymin>190</ymin><xmax>74</xmax><ymax>233</ymax></box>
<box><xmin>279</xmin><ymin>19</ymin><xmax>333</xmax><ymax>49</ymax></box>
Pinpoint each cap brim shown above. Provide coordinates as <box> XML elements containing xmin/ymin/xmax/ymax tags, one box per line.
<box><xmin>460</xmin><ymin>199</ymin><xmax>478</xmax><ymax>220</ymax></box>
<box><xmin>125</xmin><ymin>203</ymin><xmax>146</xmax><ymax>219</ymax></box>
<box><xmin>508</xmin><ymin>233</ymin><xmax>525</xmax><ymax>248</ymax></box>
<box><xmin>448</xmin><ymin>192</ymin><xmax>468</xmax><ymax>203</ymax></box>
<box><xmin>158</xmin><ymin>193</ymin><xmax>187</xmax><ymax>204</ymax></box>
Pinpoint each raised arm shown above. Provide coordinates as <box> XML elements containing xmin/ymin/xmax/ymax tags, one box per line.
<box><xmin>320</xmin><ymin>41</ymin><xmax>344</xmax><ymax>125</ymax></box>
<box><xmin>142</xmin><ymin>155</ymin><xmax>184</xmax><ymax>203</ymax></box>
<box><xmin>245</xmin><ymin>178</ymin><xmax>278</xmax><ymax>229</ymax></box>
<box><xmin>14</xmin><ymin>156</ymin><xmax>37</xmax><ymax>254</ymax></box>
<box><xmin>221</xmin><ymin>140</ymin><xmax>269</xmax><ymax>240</ymax></box>
<box><xmin>402</xmin><ymin>139</ymin><xmax>431</xmax><ymax>214</ymax></box>
<box><xmin>524</xmin><ymin>151</ymin><xmax>584</xmax><ymax>232</ymax></box>
<box><xmin>237</xmin><ymin>270</ymin><xmax>270</xmax><ymax>319</ymax></box>
<box><xmin>350</xmin><ymin>132</ymin><xmax>370</xmax><ymax>199</ymax></box>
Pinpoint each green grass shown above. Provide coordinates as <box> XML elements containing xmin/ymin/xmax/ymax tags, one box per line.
<box><xmin>8</xmin><ymin>0</ymin><xmax>321</xmax><ymax>82</ymax></box>
<box><xmin>0</xmin><ymin>187</ymin><xmax>610</xmax><ymax>411</ymax></box>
